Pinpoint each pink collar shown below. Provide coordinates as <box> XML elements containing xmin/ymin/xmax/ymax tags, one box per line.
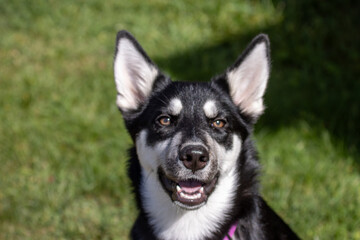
<box><xmin>223</xmin><ymin>221</ymin><xmax>238</xmax><ymax>240</ymax></box>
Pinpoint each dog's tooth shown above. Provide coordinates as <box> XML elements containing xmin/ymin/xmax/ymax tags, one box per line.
<box><xmin>196</xmin><ymin>193</ymin><xmax>201</xmax><ymax>199</ymax></box>
<box><xmin>176</xmin><ymin>185</ymin><xmax>181</xmax><ymax>193</ymax></box>
<box><xmin>200</xmin><ymin>187</ymin><xmax>204</xmax><ymax>193</ymax></box>
<box><xmin>180</xmin><ymin>192</ymin><xmax>195</xmax><ymax>200</ymax></box>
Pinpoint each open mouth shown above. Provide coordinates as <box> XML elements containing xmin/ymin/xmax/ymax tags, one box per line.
<box><xmin>159</xmin><ymin>169</ymin><xmax>218</xmax><ymax>209</ymax></box>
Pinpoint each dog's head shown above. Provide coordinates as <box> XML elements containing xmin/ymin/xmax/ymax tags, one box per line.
<box><xmin>113</xmin><ymin>31</ymin><xmax>270</xmax><ymax>211</ymax></box>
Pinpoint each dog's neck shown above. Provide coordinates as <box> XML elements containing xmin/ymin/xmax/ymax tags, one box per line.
<box><xmin>139</xmin><ymin>168</ymin><xmax>239</xmax><ymax>240</ymax></box>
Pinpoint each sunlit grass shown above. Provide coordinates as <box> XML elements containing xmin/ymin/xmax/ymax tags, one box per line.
<box><xmin>257</xmin><ymin>122</ymin><xmax>360</xmax><ymax>239</ymax></box>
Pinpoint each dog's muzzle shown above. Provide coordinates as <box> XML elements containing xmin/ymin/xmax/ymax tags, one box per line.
<box><xmin>159</xmin><ymin>145</ymin><xmax>218</xmax><ymax>210</ymax></box>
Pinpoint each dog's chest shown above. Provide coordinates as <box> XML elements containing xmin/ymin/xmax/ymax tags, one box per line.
<box><xmin>140</xmin><ymin>169</ymin><xmax>239</xmax><ymax>240</ymax></box>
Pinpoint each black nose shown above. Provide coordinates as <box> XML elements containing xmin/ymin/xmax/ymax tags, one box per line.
<box><xmin>179</xmin><ymin>145</ymin><xmax>209</xmax><ymax>172</ymax></box>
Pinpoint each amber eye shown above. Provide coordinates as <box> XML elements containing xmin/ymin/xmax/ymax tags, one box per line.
<box><xmin>212</xmin><ymin>119</ymin><xmax>226</xmax><ymax>128</ymax></box>
<box><xmin>158</xmin><ymin>116</ymin><xmax>171</xmax><ymax>126</ymax></box>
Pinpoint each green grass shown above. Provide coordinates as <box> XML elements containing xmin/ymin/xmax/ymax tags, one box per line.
<box><xmin>0</xmin><ymin>0</ymin><xmax>359</xmax><ymax>239</ymax></box>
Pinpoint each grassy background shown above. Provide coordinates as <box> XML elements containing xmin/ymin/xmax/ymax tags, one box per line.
<box><xmin>0</xmin><ymin>0</ymin><xmax>359</xmax><ymax>239</ymax></box>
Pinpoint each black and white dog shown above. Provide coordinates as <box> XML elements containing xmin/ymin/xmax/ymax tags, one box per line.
<box><xmin>113</xmin><ymin>30</ymin><xmax>300</xmax><ymax>240</ymax></box>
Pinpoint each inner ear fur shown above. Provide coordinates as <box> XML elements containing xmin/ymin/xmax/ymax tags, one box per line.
<box><xmin>213</xmin><ymin>34</ymin><xmax>270</xmax><ymax>120</ymax></box>
<box><xmin>114</xmin><ymin>30</ymin><xmax>162</xmax><ymax>112</ymax></box>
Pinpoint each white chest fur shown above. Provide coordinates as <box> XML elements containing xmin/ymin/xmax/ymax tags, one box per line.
<box><xmin>140</xmin><ymin>168</ymin><xmax>238</xmax><ymax>240</ymax></box>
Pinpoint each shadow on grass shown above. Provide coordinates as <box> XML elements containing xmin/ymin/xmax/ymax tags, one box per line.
<box><xmin>155</xmin><ymin>1</ymin><xmax>360</xmax><ymax>158</ymax></box>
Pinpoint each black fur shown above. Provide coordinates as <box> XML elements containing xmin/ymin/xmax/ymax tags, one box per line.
<box><xmin>114</xmin><ymin>30</ymin><xmax>300</xmax><ymax>240</ymax></box>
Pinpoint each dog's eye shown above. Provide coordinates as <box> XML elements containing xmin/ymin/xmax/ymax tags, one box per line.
<box><xmin>158</xmin><ymin>116</ymin><xmax>171</xmax><ymax>126</ymax></box>
<box><xmin>212</xmin><ymin>119</ymin><xmax>226</xmax><ymax>128</ymax></box>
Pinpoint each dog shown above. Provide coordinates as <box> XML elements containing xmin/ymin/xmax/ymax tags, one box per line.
<box><xmin>113</xmin><ymin>30</ymin><xmax>300</xmax><ymax>240</ymax></box>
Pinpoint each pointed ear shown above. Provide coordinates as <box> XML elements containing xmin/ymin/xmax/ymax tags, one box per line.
<box><xmin>114</xmin><ymin>30</ymin><xmax>161</xmax><ymax>112</ymax></box>
<box><xmin>215</xmin><ymin>34</ymin><xmax>270</xmax><ymax>119</ymax></box>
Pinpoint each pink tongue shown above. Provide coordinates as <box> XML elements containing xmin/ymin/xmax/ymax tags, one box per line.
<box><xmin>178</xmin><ymin>180</ymin><xmax>202</xmax><ymax>193</ymax></box>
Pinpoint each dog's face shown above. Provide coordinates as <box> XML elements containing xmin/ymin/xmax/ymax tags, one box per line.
<box><xmin>114</xmin><ymin>31</ymin><xmax>270</xmax><ymax>211</ymax></box>
<box><xmin>135</xmin><ymin>83</ymin><xmax>247</xmax><ymax>210</ymax></box>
